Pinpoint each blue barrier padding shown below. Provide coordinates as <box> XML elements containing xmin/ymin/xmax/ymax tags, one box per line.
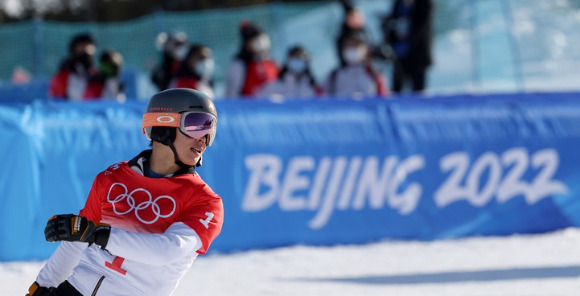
<box><xmin>1</xmin><ymin>92</ymin><xmax>580</xmax><ymax>261</ymax></box>
<box><xmin>0</xmin><ymin>79</ymin><xmax>49</xmax><ymax>103</ymax></box>
<box><xmin>0</xmin><ymin>69</ymin><xmax>137</xmax><ymax>103</ymax></box>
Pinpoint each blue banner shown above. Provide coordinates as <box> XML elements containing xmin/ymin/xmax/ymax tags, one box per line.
<box><xmin>1</xmin><ymin>92</ymin><xmax>580</xmax><ymax>261</ymax></box>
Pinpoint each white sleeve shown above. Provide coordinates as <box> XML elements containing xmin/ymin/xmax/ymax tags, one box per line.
<box><xmin>105</xmin><ymin>222</ymin><xmax>202</xmax><ymax>266</ymax></box>
<box><xmin>36</xmin><ymin>241</ymin><xmax>87</xmax><ymax>288</ymax></box>
<box><xmin>225</xmin><ymin>60</ymin><xmax>245</xmax><ymax>98</ymax></box>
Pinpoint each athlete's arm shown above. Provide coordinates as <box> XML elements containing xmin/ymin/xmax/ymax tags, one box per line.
<box><xmin>34</xmin><ymin>174</ymin><xmax>103</xmax><ymax>288</ymax></box>
<box><xmin>35</xmin><ymin>241</ymin><xmax>86</xmax><ymax>288</ymax></box>
<box><xmin>105</xmin><ymin>222</ymin><xmax>202</xmax><ymax>265</ymax></box>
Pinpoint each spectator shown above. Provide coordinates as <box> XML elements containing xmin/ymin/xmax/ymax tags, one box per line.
<box><xmin>323</xmin><ymin>33</ymin><xmax>388</xmax><ymax>98</ymax></box>
<box><xmin>151</xmin><ymin>32</ymin><xmax>188</xmax><ymax>91</ymax></box>
<box><xmin>49</xmin><ymin>33</ymin><xmax>98</xmax><ymax>100</ymax></box>
<box><xmin>382</xmin><ymin>0</ymin><xmax>434</xmax><ymax>93</ymax></box>
<box><xmin>225</xmin><ymin>21</ymin><xmax>278</xmax><ymax>98</ymax></box>
<box><xmin>336</xmin><ymin>0</ymin><xmax>369</xmax><ymax>66</ymax></box>
<box><xmin>11</xmin><ymin>66</ymin><xmax>31</xmax><ymax>84</ymax></box>
<box><xmin>258</xmin><ymin>45</ymin><xmax>320</xmax><ymax>100</ymax></box>
<box><xmin>85</xmin><ymin>50</ymin><xmax>126</xmax><ymax>102</ymax></box>
<box><xmin>170</xmin><ymin>44</ymin><xmax>215</xmax><ymax>98</ymax></box>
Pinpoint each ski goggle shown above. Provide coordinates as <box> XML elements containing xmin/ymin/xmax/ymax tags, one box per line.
<box><xmin>142</xmin><ymin>111</ymin><xmax>217</xmax><ymax>146</ymax></box>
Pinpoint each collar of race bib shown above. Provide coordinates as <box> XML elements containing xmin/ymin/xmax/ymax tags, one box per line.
<box><xmin>128</xmin><ymin>150</ymin><xmax>196</xmax><ymax>177</ymax></box>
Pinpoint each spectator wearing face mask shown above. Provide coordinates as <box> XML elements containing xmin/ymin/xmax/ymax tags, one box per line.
<box><xmin>170</xmin><ymin>44</ymin><xmax>215</xmax><ymax>98</ymax></box>
<box><xmin>49</xmin><ymin>33</ymin><xmax>99</xmax><ymax>100</ymax></box>
<box><xmin>83</xmin><ymin>50</ymin><xmax>126</xmax><ymax>102</ymax></box>
<box><xmin>225</xmin><ymin>21</ymin><xmax>279</xmax><ymax>98</ymax></box>
<box><xmin>323</xmin><ymin>33</ymin><xmax>388</xmax><ymax>98</ymax></box>
<box><xmin>151</xmin><ymin>32</ymin><xmax>189</xmax><ymax>91</ymax></box>
<box><xmin>336</xmin><ymin>0</ymin><xmax>370</xmax><ymax>65</ymax></box>
<box><xmin>258</xmin><ymin>45</ymin><xmax>320</xmax><ymax>100</ymax></box>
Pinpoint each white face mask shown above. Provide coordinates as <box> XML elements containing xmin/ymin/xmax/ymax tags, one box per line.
<box><xmin>194</xmin><ymin>59</ymin><xmax>215</xmax><ymax>79</ymax></box>
<box><xmin>175</xmin><ymin>45</ymin><xmax>188</xmax><ymax>60</ymax></box>
<box><xmin>286</xmin><ymin>58</ymin><xmax>307</xmax><ymax>73</ymax></box>
<box><xmin>342</xmin><ymin>46</ymin><xmax>366</xmax><ymax>65</ymax></box>
<box><xmin>251</xmin><ymin>35</ymin><xmax>271</xmax><ymax>53</ymax></box>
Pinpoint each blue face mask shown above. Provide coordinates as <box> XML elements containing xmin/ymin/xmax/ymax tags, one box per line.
<box><xmin>286</xmin><ymin>58</ymin><xmax>307</xmax><ymax>73</ymax></box>
<box><xmin>342</xmin><ymin>46</ymin><xmax>366</xmax><ymax>65</ymax></box>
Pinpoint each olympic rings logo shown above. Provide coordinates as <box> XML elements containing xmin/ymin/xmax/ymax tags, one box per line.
<box><xmin>107</xmin><ymin>183</ymin><xmax>176</xmax><ymax>224</ymax></box>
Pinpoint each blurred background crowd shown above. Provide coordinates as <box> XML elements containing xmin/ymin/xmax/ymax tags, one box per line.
<box><xmin>0</xmin><ymin>0</ymin><xmax>579</xmax><ymax>101</ymax></box>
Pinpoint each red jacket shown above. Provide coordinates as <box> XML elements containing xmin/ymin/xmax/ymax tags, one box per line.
<box><xmin>49</xmin><ymin>61</ymin><xmax>100</xmax><ymax>100</ymax></box>
<box><xmin>241</xmin><ymin>60</ymin><xmax>278</xmax><ymax>96</ymax></box>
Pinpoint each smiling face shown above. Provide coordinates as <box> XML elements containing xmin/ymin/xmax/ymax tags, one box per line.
<box><xmin>173</xmin><ymin>129</ymin><xmax>207</xmax><ymax>167</ymax></box>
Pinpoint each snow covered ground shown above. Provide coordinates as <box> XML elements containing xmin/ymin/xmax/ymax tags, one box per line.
<box><xmin>4</xmin><ymin>227</ymin><xmax>580</xmax><ymax>296</ymax></box>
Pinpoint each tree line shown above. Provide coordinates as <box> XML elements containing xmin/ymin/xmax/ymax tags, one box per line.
<box><xmin>0</xmin><ymin>0</ymin><xmax>320</xmax><ymax>23</ymax></box>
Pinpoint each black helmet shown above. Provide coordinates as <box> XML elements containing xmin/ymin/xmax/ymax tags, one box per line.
<box><xmin>142</xmin><ymin>88</ymin><xmax>218</xmax><ymax>169</ymax></box>
<box><xmin>144</xmin><ymin>88</ymin><xmax>217</xmax><ymax>116</ymax></box>
<box><xmin>142</xmin><ymin>88</ymin><xmax>218</xmax><ymax>146</ymax></box>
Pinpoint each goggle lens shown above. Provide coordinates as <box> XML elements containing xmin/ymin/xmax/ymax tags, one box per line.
<box><xmin>181</xmin><ymin>112</ymin><xmax>217</xmax><ymax>145</ymax></box>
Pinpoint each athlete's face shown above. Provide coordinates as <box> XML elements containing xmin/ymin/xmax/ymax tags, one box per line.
<box><xmin>173</xmin><ymin>129</ymin><xmax>207</xmax><ymax>166</ymax></box>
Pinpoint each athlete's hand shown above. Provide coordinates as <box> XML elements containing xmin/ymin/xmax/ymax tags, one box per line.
<box><xmin>44</xmin><ymin>214</ymin><xmax>111</xmax><ymax>248</ymax></box>
<box><xmin>26</xmin><ymin>281</ymin><xmax>53</xmax><ymax>296</ymax></box>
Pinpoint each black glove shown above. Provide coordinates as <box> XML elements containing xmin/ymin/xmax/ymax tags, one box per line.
<box><xmin>26</xmin><ymin>281</ymin><xmax>53</xmax><ymax>296</ymax></box>
<box><xmin>44</xmin><ymin>214</ymin><xmax>110</xmax><ymax>248</ymax></box>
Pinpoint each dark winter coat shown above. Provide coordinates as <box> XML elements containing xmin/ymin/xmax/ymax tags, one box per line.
<box><xmin>384</xmin><ymin>0</ymin><xmax>434</xmax><ymax>67</ymax></box>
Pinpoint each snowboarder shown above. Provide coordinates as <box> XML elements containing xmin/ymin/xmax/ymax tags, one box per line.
<box><xmin>27</xmin><ymin>88</ymin><xmax>224</xmax><ymax>296</ymax></box>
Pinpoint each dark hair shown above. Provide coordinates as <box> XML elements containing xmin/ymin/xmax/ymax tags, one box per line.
<box><xmin>340</xmin><ymin>0</ymin><xmax>356</xmax><ymax>13</ymax></box>
<box><xmin>278</xmin><ymin>45</ymin><xmax>317</xmax><ymax>87</ymax></box>
<box><xmin>185</xmin><ymin>43</ymin><xmax>209</xmax><ymax>61</ymax></box>
<box><xmin>68</xmin><ymin>33</ymin><xmax>95</xmax><ymax>54</ymax></box>
<box><xmin>340</xmin><ymin>31</ymin><xmax>366</xmax><ymax>48</ymax></box>
<box><xmin>236</xmin><ymin>21</ymin><xmax>264</xmax><ymax>62</ymax></box>
<box><xmin>239</xmin><ymin>21</ymin><xmax>263</xmax><ymax>42</ymax></box>
<box><xmin>175</xmin><ymin>43</ymin><xmax>214</xmax><ymax>86</ymax></box>
<box><xmin>287</xmin><ymin>45</ymin><xmax>309</xmax><ymax>60</ymax></box>
<box><xmin>100</xmin><ymin>50</ymin><xmax>120</xmax><ymax>64</ymax></box>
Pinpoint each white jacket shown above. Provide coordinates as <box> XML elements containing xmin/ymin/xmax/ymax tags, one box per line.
<box><xmin>258</xmin><ymin>74</ymin><xmax>317</xmax><ymax>100</ymax></box>
<box><xmin>322</xmin><ymin>65</ymin><xmax>387</xmax><ymax>98</ymax></box>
